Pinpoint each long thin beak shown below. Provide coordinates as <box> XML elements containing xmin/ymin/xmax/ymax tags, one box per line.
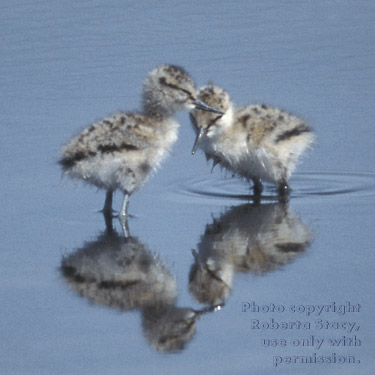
<box><xmin>193</xmin><ymin>99</ymin><xmax>224</xmax><ymax>114</ymax></box>
<box><xmin>192</xmin><ymin>127</ymin><xmax>206</xmax><ymax>155</ymax></box>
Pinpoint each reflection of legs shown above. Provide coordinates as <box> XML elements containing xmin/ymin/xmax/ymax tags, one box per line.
<box><xmin>117</xmin><ymin>191</ymin><xmax>130</xmax><ymax>238</ymax></box>
<box><xmin>252</xmin><ymin>177</ymin><xmax>263</xmax><ymax>196</ymax></box>
<box><xmin>103</xmin><ymin>189</ymin><xmax>113</xmax><ymax>214</ymax></box>
<box><xmin>278</xmin><ymin>181</ymin><xmax>290</xmax><ymax>203</ymax></box>
<box><xmin>103</xmin><ymin>210</ymin><xmax>114</xmax><ymax>235</ymax></box>
<box><xmin>119</xmin><ymin>191</ymin><xmax>130</xmax><ymax>218</ymax></box>
<box><xmin>119</xmin><ymin>216</ymin><xmax>130</xmax><ymax>238</ymax></box>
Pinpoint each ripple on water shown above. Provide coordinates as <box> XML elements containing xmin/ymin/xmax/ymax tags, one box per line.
<box><xmin>166</xmin><ymin>172</ymin><xmax>375</xmax><ymax>205</ymax></box>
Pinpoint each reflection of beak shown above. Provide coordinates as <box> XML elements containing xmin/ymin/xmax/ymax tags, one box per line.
<box><xmin>191</xmin><ymin>127</ymin><xmax>206</xmax><ymax>155</ymax></box>
<box><xmin>193</xmin><ymin>99</ymin><xmax>224</xmax><ymax>114</ymax></box>
<box><xmin>194</xmin><ymin>303</ymin><xmax>224</xmax><ymax>317</ymax></box>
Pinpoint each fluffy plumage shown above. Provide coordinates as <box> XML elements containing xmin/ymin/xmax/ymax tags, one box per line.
<box><xmin>59</xmin><ymin>65</ymin><xmax>222</xmax><ymax>217</ymax></box>
<box><xmin>190</xmin><ymin>85</ymin><xmax>315</xmax><ymax>195</ymax></box>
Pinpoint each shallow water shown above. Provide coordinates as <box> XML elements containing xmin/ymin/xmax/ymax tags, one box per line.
<box><xmin>179</xmin><ymin>172</ymin><xmax>375</xmax><ymax>202</ymax></box>
<box><xmin>1</xmin><ymin>1</ymin><xmax>375</xmax><ymax>374</ymax></box>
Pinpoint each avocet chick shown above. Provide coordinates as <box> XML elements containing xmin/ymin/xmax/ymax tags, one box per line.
<box><xmin>59</xmin><ymin>65</ymin><xmax>223</xmax><ymax>218</ymax></box>
<box><xmin>190</xmin><ymin>85</ymin><xmax>314</xmax><ymax>195</ymax></box>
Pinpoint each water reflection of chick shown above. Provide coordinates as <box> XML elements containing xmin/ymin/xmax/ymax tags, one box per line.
<box><xmin>60</xmin><ymin>227</ymin><xmax>220</xmax><ymax>352</ymax></box>
<box><xmin>61</xmin><ymin>231</ymin><xmax>177</xmax><ymax>310</ymax></box>
<box><xmin>189</xmin><ymin>203</ymin><xmax>312</xmax><ymax>306</ymax></box>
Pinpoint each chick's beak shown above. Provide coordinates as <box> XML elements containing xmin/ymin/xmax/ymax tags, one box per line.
<box><xmin>192</xmin><ymin>127</ymin><xmax>206</xmax><ymax>155</ymax></box>
<box><xmin>193</xmin><ymin>99</ymin><xmax>224</xmax><ymax>114</ymax></box>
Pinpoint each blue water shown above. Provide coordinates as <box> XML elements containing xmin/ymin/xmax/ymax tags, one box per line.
<box><xmin>1</xmin><ymin>1</ymin><xmax>374</xmax><ymax>374</ymax></box>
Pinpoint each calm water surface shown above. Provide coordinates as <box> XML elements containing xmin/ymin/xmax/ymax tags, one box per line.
<box><xmin>1</xmin><ymin>1</ymin><xmax>374</xmax><ymax>374</ymax></box>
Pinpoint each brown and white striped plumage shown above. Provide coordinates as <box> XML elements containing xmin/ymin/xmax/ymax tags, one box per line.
<box><xmin>59</xmin><ymin>65</ymin><xmax>222</xmax><ymax>218</ymax></box>
<box><xmin>190</xmin><ymin>85</ymin><xmax>315</xmax><ymax>194</ymax></box>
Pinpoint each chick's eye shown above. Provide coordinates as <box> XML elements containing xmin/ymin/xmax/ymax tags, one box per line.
<box><xmin>158</xmin><ymin>78</ymin><xmax>194</xmax><ymax>100</ymax></box>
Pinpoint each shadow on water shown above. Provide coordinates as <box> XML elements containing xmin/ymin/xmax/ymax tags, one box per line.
<box><xmin>60</xmin><ymin>201</ymin><xmax>311</xmax><ymax>353</ymax></box>
<box><xmin>174</xmin><ymin>171</ymin><xmax>375</xmax><ymax>203</ymax></box>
